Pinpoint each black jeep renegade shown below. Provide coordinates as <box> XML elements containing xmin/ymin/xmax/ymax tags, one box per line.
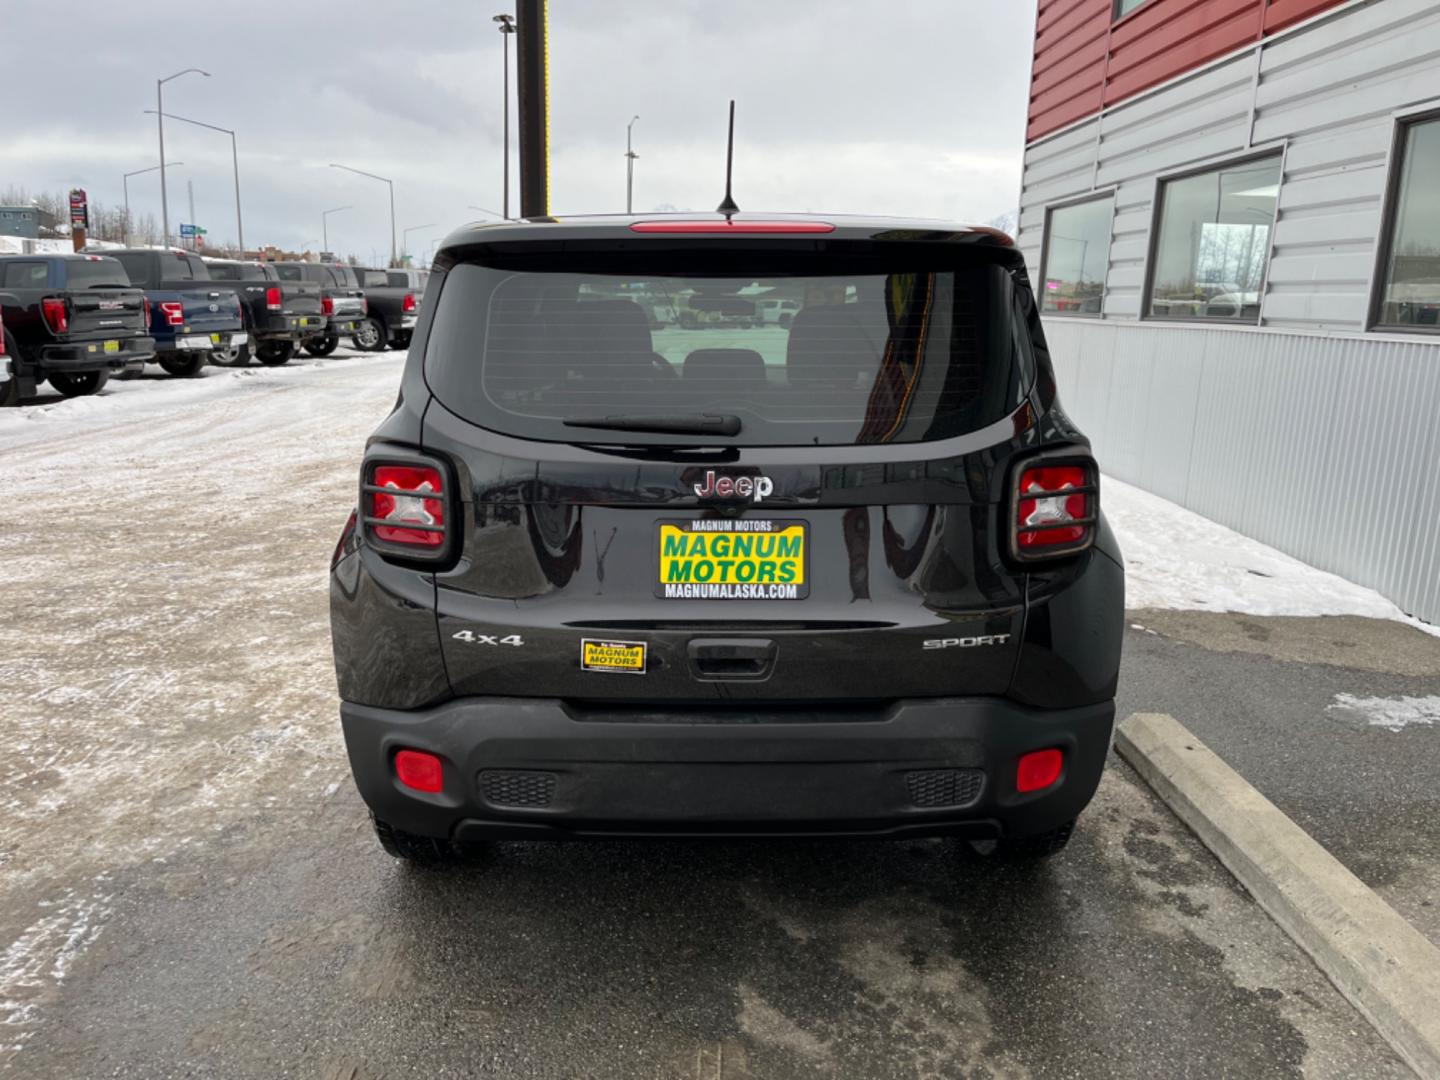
<box><xmin>329</xmin><ymin>214</ymin><xmax>1124</xmax><ymax>864</ymax></box>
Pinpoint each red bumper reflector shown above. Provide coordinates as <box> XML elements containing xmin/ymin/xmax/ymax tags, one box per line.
<box><xmin>629</xmin><ymin>220</ymin><xmax>835</xmax><ymax>234</ymax></box>
<box><xmin>395</xmin><ymin>749</ymin><xmax>444</xmax><ymax>793</ymax></box>
<box><xmin>1016</xmin><ymin>749</ymin><xmax>1063</xmax><ymax>793</ymax></box>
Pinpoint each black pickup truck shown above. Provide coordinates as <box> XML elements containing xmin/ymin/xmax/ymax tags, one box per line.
<box><xmin>0</xmin><ymin>253</ymin><xmax>155</xmax><ymax>405</ymax></box>
<box><xmin>349</xmin><ymin>267</ymin><xmax>424</xmax><ymax>351</ymax></box>
<box><xmin>204</xmin><ymin>259</ymin><xmax>327</xmax><ymax>366</ymax></box>
<box><xmin>109</xmin><ymin>250</ymin><xmax>246</xmax><ymax>377</ymax></box>
<box><xmin>272</xmin><ymin>262</ymin><xmax>366</xmax><ymax>357</ymax></box>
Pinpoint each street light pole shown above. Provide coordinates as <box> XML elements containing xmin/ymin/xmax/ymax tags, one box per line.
<box><xmin>626</xmin><ymin>115</ymin><xmax>639</xmax><ymax>215</ymax></box>
<box><xmin>402</xmin><ymin>223</ymin><xmax>437</xmax><ymax>264</ymax></box>
<box><xmin>145</xmin><ymin>110</ymin><xmax>243</xmax><ymax>255</ymax></box>
<box><xmin>322</xmin><ymin>205</ymin><xmax>352</xmax><ymax>255</ymax></box>
<box><xmin>123</xmin><ymin>162</ymin><xmax>182</xmax><ymax>246</ymax></box>
<box><xmin>156</xmin><ymin>68</ymin><xmax>210</xmax><ymax>249</ymax></box>
<box><xmin>494</xmin><ymin>14</ymin><xmax>516</xmax><ymax>220</ymax></box>
<box><xmin>330</xmin><ymin>163</ymin><xmax>396</xmax><ymax>266</ymax></box>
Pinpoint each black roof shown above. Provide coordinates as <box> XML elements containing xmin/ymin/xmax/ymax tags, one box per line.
<box><xmin>436</xmin><ymin>212</ymin><xmax>1018</xmax><ymax>258</ymax></box>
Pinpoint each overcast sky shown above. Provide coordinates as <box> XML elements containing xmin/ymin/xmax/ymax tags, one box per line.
<box><xmin>7</xmin><ymin>1</ymin><xmax>1036</xmax><ymax>262</ymax></box>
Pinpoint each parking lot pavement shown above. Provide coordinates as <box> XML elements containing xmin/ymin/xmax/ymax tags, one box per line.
<box><xmin>7</xmin><ymin>767</ymin><xmax>1416</xmax><ymax>1079</ymax></box>
<box><xmin>1118</xmin><ymin>611</ymin><xmax>1440</xmax><ymax>949</ymax></box>
<box><xmin>0</xmin><ymin>354</ymin><xmax>1421</xmax><ymax>1077</ymax></box>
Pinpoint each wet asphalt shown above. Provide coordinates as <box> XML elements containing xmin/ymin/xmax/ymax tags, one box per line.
<box><xmin>1118</xmin><ymin>610</ymin><xmax>1440</xmax><ymax>948</ymax></box>
<box><xmin>11</xmin><ymin>755</ymin><xmax>1415</xmax><ymax>1080</ymax></box>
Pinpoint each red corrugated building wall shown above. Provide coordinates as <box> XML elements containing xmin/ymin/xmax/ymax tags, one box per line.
<box><xmin>1028</xmin><ymin>0</ymin><xmax>1349</xmax><ymax>141</ymax></box>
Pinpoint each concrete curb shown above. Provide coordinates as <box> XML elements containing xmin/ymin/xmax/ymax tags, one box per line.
<box><xmin>1116</xmin><ymin>712</ymin><xmax>1440</xmax><ymax>1080</ymax></box>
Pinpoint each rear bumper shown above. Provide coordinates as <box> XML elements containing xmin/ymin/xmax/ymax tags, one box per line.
<box><xmin>37</xmin><ymin>337</ymin><xmax>156</xmax><ymax>370</ymax></box>
<box><xmin>172</xmin><ymin>331</ymin><xmax>247</xmax><ymax>352</ymax></box>
<box><xmin>258</xmin><ymin>314</ymin><xmax>326</xmax><ymax>339</ymax></box>
<box><xmin>339</xmin><ymin>696</ymin><xmax>1115</xmax><ymax>841</ymax></box>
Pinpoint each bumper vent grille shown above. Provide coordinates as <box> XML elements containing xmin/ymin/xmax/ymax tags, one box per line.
<box><xmin>905</xmin><ymin>769</ymin><xmax>984</xmax><ymax>809</ymax></box>
<box><xmin>479</xmin><ymin>770</ymin><xmax>557</xmax><ymax>808</ymax></box>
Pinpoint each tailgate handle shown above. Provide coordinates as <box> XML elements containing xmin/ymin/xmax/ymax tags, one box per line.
<box><xmin>687</xmin><ymin>638</ymin><xmax>776</xmax><ymax>680</ymax></box>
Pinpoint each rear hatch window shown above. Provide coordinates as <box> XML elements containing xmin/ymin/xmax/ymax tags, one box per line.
<box><xmin>424</xmin><ymin>246</ymin><xmax>1031</xmax><ymax>446</ymax></box>
<box><xmin>64</xmin><ymin>258</ymin><xmax>131</xmax><ymax>288</ymax></box>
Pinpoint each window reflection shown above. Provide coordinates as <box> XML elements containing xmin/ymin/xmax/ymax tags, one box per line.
<box><xmin>1147</xmin><ymin>156</ymin><xmax>1281</xmax><ymax>322</ymax></box>
<box><xmin>1041</xmin><ymin>196</ymin><xmax>1114</xmax><ymax>316</ymax></box>
<box><xmin>1377</xmin><ymin>117</ymin><xmax>1440</xmax><ymax>330</ymax></box>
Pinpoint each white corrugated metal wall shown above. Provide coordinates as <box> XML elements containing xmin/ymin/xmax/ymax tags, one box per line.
<box><xmin>1017</xmin><ymin>0</ymin><xmax>1440</xmax><ymax>623</ymax></box>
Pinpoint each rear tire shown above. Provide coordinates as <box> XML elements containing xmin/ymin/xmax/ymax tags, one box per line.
<box><xmin>972</xmin><ymin>819</ymin><xmax>1076</xmax><ymax>861</ymax></box>
<box><xmin>255</xmin><ymin>340</ymin><xmax>296</xmax><ymax>367</ymax></box>
<box><xmin>371</xmin><ymin>814</ymin><xmax>462</xmax><ymax>867</ymax></box>
<box><xmin>351</xmin><ymin>317</ymin><xmax>386</xmax><ymax>352</ymax></box>
<box><xmin>48</xmin><ymin>370</ymin><xmax>110</xmax><ymax>397</ymax></box>
<box><xmin>216</xmin><ymin>341</ymin><xmax>252</xmax><ymax>366</ymax></box>
<box><xmin>159</xmin><ymin>355</ymin><xmax>206</xmax><ymax>378</ymax></box>
<box><xmin>304</xmin><ymin>333</ymin><xmax>339</xmax><ymax>358</ymax></box>
<box><xmin>391</xmin><ymin>331</ymin><xmax>412</xmax><ymax>350</ymax></box>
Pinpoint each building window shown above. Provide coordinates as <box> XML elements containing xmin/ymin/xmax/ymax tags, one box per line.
<box><xmin>1375</xmin><ymin>115</ymin><xmax>1440</xmax><ymax>331</ymax></box>
<box><xmin>1040</xmin><ymin>196</ymin><xmax>1114</xmax><ymax>316</ymax></box>
<box><xmin>1146</xmin><ymin>155</ymin><xmax>1281</xmax><ymax>322</ymax></box>
<box><xmin>1115</xmin><ymin>0</ymin><xmax>1151</xmax><ymax>18</ymax></box>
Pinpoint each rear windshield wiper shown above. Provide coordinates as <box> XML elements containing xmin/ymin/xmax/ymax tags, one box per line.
<box><xmin>562</xmin><ymin>413</ymin><xmax>742</xmax><ymax>437</ymax></box>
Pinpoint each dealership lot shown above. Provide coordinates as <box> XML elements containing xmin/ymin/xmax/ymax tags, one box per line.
<box><xmin>0</xmin><ymin>353</ymin><xmax>1434</xmax><ymax>1077</ymax></box>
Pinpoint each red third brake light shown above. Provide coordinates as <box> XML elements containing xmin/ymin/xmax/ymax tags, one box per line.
<box><xmin>1016</xmin><ymin>749</ymin><xmax>1064</xmax><ymax>793</ymax></box>
<box><xmin>41</xmin><ymin>298</ymin><xmax>68</xmax><ymax>334</ymax></box>
<box><xmin>629</xmin><ymin>220</ymin><xmax>836</xmax><ymax>234</ymax></box>
<box><xmin>321</xmin><ymin>295</ymin><xmax>335</xmax><ymax>316</ymax></box>
<box><xmin>368</xmin><ymin>464</ymin><xmax>446</xmax><ymax>549</ymax></box>
<box><xmin>265</xmin><ymin>286</ymin><xmax>282</xmax><ymax>311</ymax></box>
<box><xmin>402</xmin><ymin>293</ymin><xmax>416</xmax><ymax>313</ymax></box>
<box><xmin>1013</xmin><ymin>461</ymin><xmax>1096</xmax><ymax>558</ymax></box>
<box><xmin>394</xmin><ymin>749</ymin><xmax>444</xmax><ymax>794</ymax></box>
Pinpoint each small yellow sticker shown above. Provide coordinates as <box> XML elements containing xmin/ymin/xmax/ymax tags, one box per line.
<box><xmin>581</xmin><ymin>639</ymin><xmax>646</xmax><ymax>674</ymax></box>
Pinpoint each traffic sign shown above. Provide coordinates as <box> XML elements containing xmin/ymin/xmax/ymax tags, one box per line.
<box><xmin>179</xmin><ymin>224</ymin><xmax>206</xmax><ymax>238</ymax></box>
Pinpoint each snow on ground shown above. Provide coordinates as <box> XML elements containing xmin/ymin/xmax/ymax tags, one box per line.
<box><xmin>1328</xmin><ymin>693</ymin><xmax>1440</xmax><ymax>732</ymax></box>
<box><xmin>1104</xmin><ymin>476</ymin><xmax>1437</xmax><ymax>635</ymax></box>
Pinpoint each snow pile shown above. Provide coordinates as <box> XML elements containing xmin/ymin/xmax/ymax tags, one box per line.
<box><xmin>1327</xmin><ymin>693</ymin><xmax>1440</xmax><ymax>731</ymax></box>
<box><xmin>1104</xmin><ymin>476</ymin><xmax>1435</xmax><ymax>634</ymax></box>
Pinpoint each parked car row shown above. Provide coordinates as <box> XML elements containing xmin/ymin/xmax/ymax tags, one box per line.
<box><xmin>0</xmin><ymin>250</ymin><xmax>426</xmax><ymax>406</ymax></box>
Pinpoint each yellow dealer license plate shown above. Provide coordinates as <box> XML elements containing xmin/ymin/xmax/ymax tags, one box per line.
<box><xmin>581</xmin><ymin>639</ymin><xmax>647</xmax><ymax>674</ymax></box>
<box><xmin>657</xmin><ymin>520</ymin><xmax>808</xmax><ymax>600</ymax></box>
<box><xmin>103</xmin><ymin>340</ymin><xmax>120</xmax><ymax>354</ymax></box>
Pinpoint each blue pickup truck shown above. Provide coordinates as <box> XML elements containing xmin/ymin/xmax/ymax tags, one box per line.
<box><xmin>0</xmin><ymin>253</ymin><xmax>155</xmax><ymax>405</ymax></box>
<box><xmin>109</xmin><ymin>250</ymin><xmax>246</xmax><ymax>377</ymax></box>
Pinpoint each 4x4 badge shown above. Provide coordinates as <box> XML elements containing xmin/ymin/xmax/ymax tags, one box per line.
<box><xmin>693</xmin><ymin>471</ymin><xmax>774</xmax><ymax>502</ymax></box>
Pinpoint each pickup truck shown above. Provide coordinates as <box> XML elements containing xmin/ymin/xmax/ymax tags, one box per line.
<box><xmin>348</xmin><ymin>266</ymin><xmax>424</xmax><ymax>352</ymax></box>
<box><xmin>272</xmin><ymin>262</ymin><xmax>366</xmax><ymax>357</ymax></box>
<box><xmin>204</xmin><ymin>259</ymin><xmax>327</xmax><ymax>366</ymax></box>
<box><xmin>109</xmin><ymin>250</ymin><xmax>246</xmax><ymax>377</ymax></box>
<box><xmin>0</xmin><ymin>253</ymin><xmax>155</xmax><ymax>405</ymax></box>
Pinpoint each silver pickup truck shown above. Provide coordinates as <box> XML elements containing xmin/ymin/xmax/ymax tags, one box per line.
<box><xmin>272</xmin><ymin>261</ymin><xmax>367</xmax><ymax>358</ymax></box>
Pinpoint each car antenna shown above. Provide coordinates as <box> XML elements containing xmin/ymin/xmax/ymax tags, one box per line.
<box><xmin>716</xmin><ymin>100</ymin><xmax>740</xmax><ymax>216</ymax></box>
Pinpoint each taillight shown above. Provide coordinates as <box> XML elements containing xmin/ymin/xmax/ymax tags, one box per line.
<box><xmin>360</xmin><ymin>297</ymin><xmax>369</xmax><ymax>316</ymax></box>
<box><xmin>321</xmin><ymin>295</ymin><xmax>335</xmax><ymax>316</ymax></box>
<box><xmin>0</xmin><ymin>315</ymin><xmax>6</xmax><ymax>355</ymax></box>
<box><xmin>265</xmin><ymin>286</ymin><xmax>282</xmax><ymax>311</ymax></box>
<box><xmin>42</xmin><ymin>297</ymin><xmax>68</xmax><ymax>334</ymax></box>
<box><xmin>394</xmin><ymin>749</ymin><xmax>444</xmax><ymax>794</ymax></box>
<box><xmin>362</xmin><ymin>459</ymin><xmax>450</xmax><ymax>557</ymax></box>
<box><xmin>1011</xmin><ymin>458</ymin><xmax>1097</xmax><ymax>560</ymax></box>
<box><xmin>152</xmin><ymin>300</ymin><xmax>184</xmax><ymax>327</ymax></box>
<box><xmin>143</xmin><ymin>300</ymin><xmax>151</xmax><ymax>330</ymax></box>
<box><xmin>402</xmin><ymin>293</ymin><xmax>416</xmax><ymax>313</ymax></box>
<box><xmin>1016</xmin><ymin>748</ymin><xmax>1064</xmax><ymax>793</ymax></box>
